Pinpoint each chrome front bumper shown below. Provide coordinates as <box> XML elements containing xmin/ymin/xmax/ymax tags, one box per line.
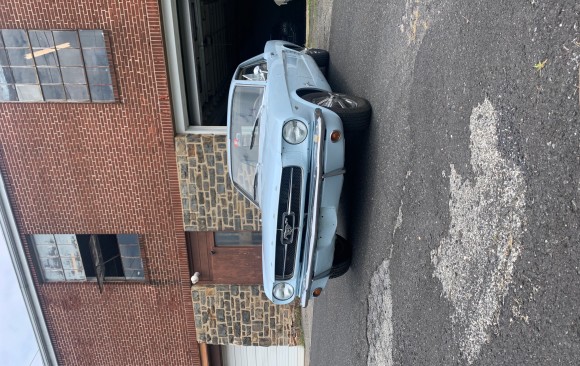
<box><xmin>299</xmin><ymin>108</ymin><xmax>326</xmax><ymax>308</ymax></box>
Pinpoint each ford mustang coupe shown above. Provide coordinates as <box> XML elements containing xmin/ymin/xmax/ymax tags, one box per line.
<box><xmin>227</xmin><ymin>41</ymin><xmax>371</xmax><ymax>306</ymax></box>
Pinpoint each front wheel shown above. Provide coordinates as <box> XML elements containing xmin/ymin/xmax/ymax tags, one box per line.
<box><xmin>305</xmin><ymin>48</ymin><xmax>329</xmax><ymax>68</ymax></box>
<box><xmin>330</xmin><ymin>235</ymin><xmax>351</xmax><ymax>279</ymax></box>
<box><xmin>305</xmin><ymin>49</ymin><xmax>329</xmax><ymax>76</ymax></box>
<box><xmin>302</xmin><ymin>92</ymin><xmax>372</xmax><ymax>132</ymax></box>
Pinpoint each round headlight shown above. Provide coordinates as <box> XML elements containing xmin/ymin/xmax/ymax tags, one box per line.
<box><xmin>273</xmin><ymin>282</ymin><xmax>294</xmax><ymax>301</ymax></box>
<box><xmin>283</xmin><ymin>120</ymin><xmax>308</xmax><ymax>144</ymax></box>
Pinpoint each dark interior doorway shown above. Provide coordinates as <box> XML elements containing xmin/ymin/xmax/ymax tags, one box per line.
<box><xmin>178</xmin><ymin>0</ymin><xmax>305</xmax><ymax>127</ymax></box>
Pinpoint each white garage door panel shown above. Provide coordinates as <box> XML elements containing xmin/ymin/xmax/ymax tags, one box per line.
<box><xmin>222</xmin><ymin>345</ymin><xmax>305</xmax><ymax>366</ymax></box>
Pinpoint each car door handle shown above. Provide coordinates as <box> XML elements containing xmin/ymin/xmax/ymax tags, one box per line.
<box><xmin>210</xmin><ymin>250</ymin><xmax>216</xmax><ymax>255</ymax></box>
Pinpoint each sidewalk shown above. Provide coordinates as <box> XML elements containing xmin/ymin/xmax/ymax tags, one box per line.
<box><xmin>301</xmin><ymin>303</ymin><xmax>314</xmax><ymax>366</ymax></box>
<box><xmin>306</xmin><ymin>0</ymin><xmax>334</xmax><ymax>49</ymax></box>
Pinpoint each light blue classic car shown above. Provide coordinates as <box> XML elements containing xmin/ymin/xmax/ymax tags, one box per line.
<box><xmin>227</xmin><ymin>41</ymin><xmax>371</xmax><ymax>306</ymax></box>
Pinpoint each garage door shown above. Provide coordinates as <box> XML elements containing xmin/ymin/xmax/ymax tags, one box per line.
<box><xmin>174</xmin><ymin>0</ymin><xmax>306</xmax><ymax>127</ymax></box>
<box><xmin>221</xmin><ymin>345</ymin><xmax>304</xmax><ymax>366</ymax></box>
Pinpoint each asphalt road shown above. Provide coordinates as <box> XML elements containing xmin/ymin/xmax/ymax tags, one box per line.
<box><xmin>309</xmin><ymin>1</ymin><xmax>580</xmax><ymax>365</ymax></box>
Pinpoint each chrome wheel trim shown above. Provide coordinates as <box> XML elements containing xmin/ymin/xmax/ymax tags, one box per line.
<box><xmin>312</xmin><ymin>93</ymin><xmax>358</xmax><ymax>109</ymax></box>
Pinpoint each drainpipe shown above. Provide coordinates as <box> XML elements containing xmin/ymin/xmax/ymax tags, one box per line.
<box><xmin>199</xmin><ymin>342</ymin><xmax>210</xmax><ymax>366</ymax></box>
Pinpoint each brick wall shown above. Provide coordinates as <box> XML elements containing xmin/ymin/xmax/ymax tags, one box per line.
<box><xmin>176</xmin><ymin>134</ymin><xmax>261</xmax><ymax>231</ymax></box>
<box><xmin>192</xmin><ymin>285</ymin><xmax>302</xmax><ymax>347</ymax></box>
<box><xmin>0</xmin><ymin>1</ymin><xmax>199</xmax><ymax>365</ymax></box>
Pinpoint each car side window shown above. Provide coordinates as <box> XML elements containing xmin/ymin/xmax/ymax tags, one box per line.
<box><xmin>236</xmin><ymin>60</ymin><xmax>268</xmax><ymax>81</ymax></box>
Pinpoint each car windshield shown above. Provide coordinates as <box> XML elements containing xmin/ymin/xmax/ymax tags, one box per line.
<box><xmin>229</xmin><ymin>85</ymin><xmax>265</xmax><ymax>201</ymax></box>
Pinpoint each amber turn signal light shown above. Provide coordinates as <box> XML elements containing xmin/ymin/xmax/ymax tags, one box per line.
<box><xmin>330</xmin><ymin>130</ymin><xmax>341</xmax><ymax>142</ymax></box>
<box><xmin>313</xmin><ymin>288</ymin><xmax>323</xmax><ymax>297</ymax></box>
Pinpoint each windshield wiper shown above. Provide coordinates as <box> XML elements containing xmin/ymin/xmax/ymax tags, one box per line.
<box><xmin>252</xmin><ymin>165</ymin><xmax>260</xmax><ymax>200</ymax></box>
<box><xmin>249</xmin><ymin>106</ymin><xmax>263</xmax><ymax>150</ymax></box>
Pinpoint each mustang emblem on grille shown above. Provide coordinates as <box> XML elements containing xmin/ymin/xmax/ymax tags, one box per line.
<box><xmin>283</xmin><ymin>220</ymin><xmax>294</xmax><ymax>239</ymax></box>
<box><xmin>280</xmin><ymin>212</ymin><xmax>296</xmax><ymax>245</ymax></box>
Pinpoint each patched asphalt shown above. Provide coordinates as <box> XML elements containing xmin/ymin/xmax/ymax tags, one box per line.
<box><xmin>308</xmin><ymin>0</ymin><xmax>580</xmax><ymax>365</ymax></box>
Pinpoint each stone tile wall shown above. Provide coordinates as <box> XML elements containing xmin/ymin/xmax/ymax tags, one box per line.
<box><xmin>192</xmin><ymin>285</ymin><xmax>302</xmax><ymax>347</ymax></box>
<box><xmin>176</xmin><ymin>134</ymin><xmax>261</xmax><ymax>231</ymax></box>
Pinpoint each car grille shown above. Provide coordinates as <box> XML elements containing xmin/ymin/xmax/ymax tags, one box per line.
<box><xmin>275</xmin><ymin>166</ymin><xmax>302</xmax><ymax>280</ymax></box>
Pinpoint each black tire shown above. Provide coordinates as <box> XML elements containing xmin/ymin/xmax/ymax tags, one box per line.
<box><xmin>330</xmin><ymin>235</ymin><xmax>351</xmax><ymax>279</ymax></box>
<box><xmin>302</xmin><ymin>92</ymin><xmax>372</xmax><ymax>132</ymax></box>
<box><xmin>306</xmin><ymin>48</ymin><xmax>329</xmax><ymax>68</ymax></box>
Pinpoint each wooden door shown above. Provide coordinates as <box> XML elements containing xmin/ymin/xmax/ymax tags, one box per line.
<box><xmin>186</xmin><ymin>231</ymin><xmax>262</xmax><ymax>284</ymax></box>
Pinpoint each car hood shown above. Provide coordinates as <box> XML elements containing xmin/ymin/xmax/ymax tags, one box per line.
<box><xmin>257</xmin><ymin>106</ymin><xmax>286</xmax><ymax>300</ymax></box>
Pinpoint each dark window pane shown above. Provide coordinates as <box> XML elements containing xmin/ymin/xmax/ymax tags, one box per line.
<box><xmin>214</xmin><ymin>231</ymin><xmax>262</xmax><ymax>246</ymax></box>
<box><xmin>29</xmin><ymin>31</ymin><xmax>55</xmax><ymax>48</ymax></box>
<box><xmin>117</xmin><ymin>234</ymin><xmax>139</xmax><ymax>245</ymax></box>
<box><xmin>119</xmin><ymin>244</ymin><xmax>141</xmax><ymax>257</ymax></box>
<box><xmin>79</xmin><ymin>30</ymin><xmax>105</xmax><ymax>48</ymax></box>
<box><xmin>82</xmin><ymin>48</ymin><xmax>108</xmax><ymax>67</ymax></box>
<box><xmin>15</xmin><ymin>85</ymin><xmax>43</xmax><ymax>101</ymax></box>
<box><xmin>65</xmin><ymin>84</ymin><xmax>89</xmax><ymax>101</ymax></box>
<box><xmin>86</xmin><ymin>67</ymin><xmax>112</xmax><ymax>85</ymax></box>
<box><xmin>0</xmin><ymin>85</ymin><xmax>18</xmax><ymax>101</ymax></box>
<box><xmin>96</xmin><ymin>234</ymin><xmax>124</xmax><ymax>277</ymax></box>
<box><xmin>37</xmin><ymin>67</ymin><xmax>61</xmax><ymax>84</ymax></box>
<box><xmin>1</xmin><ymin>30</ymin><xmax>112</xmax><ymax>104</ymax></box>
<box><xmin>53</xmin><ymin>31</ymin><xmax>80</xmax><ymax>48</ymax></box>
<box><xmin>12</xmin><ymin>67</ymin><xmax>38</xmax><ymax>83</ymax></box>
<box><xmin>12</xmin><ymin>67</ymin><xmax>38</xmax><ymax>84</ymax></box>
<box><xmin>0</xmin><ymin>67</ymin><xmax>14</xmax><ymax>83</ymax></box>
<box><xmin>2</xmin><ymin>30</ymin><xmax>29</xmax><ymax>47</ymax></box>
<box><xmin>42</xmin><ymin>85</ymin><xmax>65</xmax><ymax>100</ymax></box>
<box><xmin>33</xmin><ymin>51</ymin><xmax>58</xmax><ymax>66</ymax></box>
<box><xmin>7</xmin><ymin>48</ymin><xmax>35</xmax><ymax>66</ymax></box>
<box><xmin>76</xmin><ymin>235</ymin><xmax>96</xmax><ymax>277</ymax></box>
<box><xmin>104</xmin><ymin>258</ymin><xmax>124</xmax><ymax>277</ymax></box>
<box><xmin>121</xmin><ymin>256</ymin><xmax>143</xmax><ymax>270</ymax></box>
<box><xmin>0</xmin><ymin>50</ymin><xmax>8</xmax><ymax>66</ymax></box>
<box><xmin>124</xmin><ymin>269</ymin><xmax>145</xmax><ymax>279</ymax></box>
<box><xmin>61</xmin><ymin>67</ymin><xmax>86</xmax><ymax>84</ymax></box>
<box><xmin>57</xmin><ymin>48</ymin><xmax>83</xmax><ymax>66</ymax></box>
<box><xmin>90</xmin><ymin>85</ymin><xmax>114</xmax><ymax>101</ymax></box>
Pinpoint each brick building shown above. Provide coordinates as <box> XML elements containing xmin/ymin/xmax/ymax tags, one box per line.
<box><xmin>1</xmin><ymin>0</ymin><xmax>304</xmax><ymax>365</ymax></box>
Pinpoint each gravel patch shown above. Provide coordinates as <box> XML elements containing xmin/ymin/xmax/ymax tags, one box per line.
<box><xmin>367</xmin><ymin>259</ymin><xmax>394</xmax><ymax>366</ymax></box>
<box><xmin>431</xmin><ymin>98</ymin><xmax>527</xmax><ymax>364</ymax></box>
